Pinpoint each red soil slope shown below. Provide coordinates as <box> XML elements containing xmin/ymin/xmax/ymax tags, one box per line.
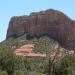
<box><xmin>15</xmin><ymin>44</ymin><xmax>46</xmax><ymax>57</ymax></box>
<box><xmin>15</xmin><ymin>43</ymin><xmax>74</xmax><ymax>58</ymax></box>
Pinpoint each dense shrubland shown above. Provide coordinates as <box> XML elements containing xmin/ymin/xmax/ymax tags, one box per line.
<box><xmin>0</xmin><ymin>35</ymin><xmax>75</xmax><ymax>75</ymax></box>
<box><xmin>2</xmin><ymin>35</ymin><xmax>55</xmax><ymax>52</ymax></box>
<box><xmin>0</xmin><ymin>44</ymin><xmax>47</xmax><ymax>75</ymax></box>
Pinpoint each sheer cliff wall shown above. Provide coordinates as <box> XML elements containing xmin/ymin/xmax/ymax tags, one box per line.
<box><xmin>6</xmin><ymin>9</ymin><xmax>75</xmax><ymax>50</ymax></box>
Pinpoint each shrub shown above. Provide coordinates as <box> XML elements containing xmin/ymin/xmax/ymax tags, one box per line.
<box><xmin>14</xmin><ymin>70</ymin><xmax>28</xmax><ymax>75</ymax></box>
<box><xmin>0</xmin><ymin>71</ymin><xmax>8</xmax><ymax>75</ymax></box>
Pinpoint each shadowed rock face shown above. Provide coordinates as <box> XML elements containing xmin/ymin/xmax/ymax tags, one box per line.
<box><xmin>6</xmin><ymin>9</ymin><xmax>75</xmax><ymax>50</ymax></box>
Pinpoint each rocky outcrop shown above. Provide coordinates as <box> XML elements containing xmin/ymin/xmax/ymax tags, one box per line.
<box><xmin>6</xmin><ymin>9</ymin><xmax>75</xmax><ymax>50</ymax></box>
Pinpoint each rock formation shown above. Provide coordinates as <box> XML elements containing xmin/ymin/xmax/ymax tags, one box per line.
<box><xmin>6</xmin><ymin>9</ymin><xmax>75</xmax><ymax>50</ymax></box>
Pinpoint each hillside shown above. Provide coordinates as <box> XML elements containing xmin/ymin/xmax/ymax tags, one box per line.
<box><xmin>2</xmin><ymin>34</ymin><xmax>55</xmax><ymax>52</ymax></box>
<box><xmin>1</xmin><ymin>33</ymin><xmax>75</xmax><ymax>75</ymax></box>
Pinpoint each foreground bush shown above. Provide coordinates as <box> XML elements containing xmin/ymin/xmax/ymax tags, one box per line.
<box><xmin>0</xmin><ymin>71</ymin><xmax>8</xmax><ymax>75</ymax></box>
<box><xmin>14</xmin><ymin>70</ymin><xmax>28</xmax><ymax>75</ymax></box>
<box><xmin>0</xmin><ymin>45</ymin><xmax>16</xmax><ymax>75</ymax></box>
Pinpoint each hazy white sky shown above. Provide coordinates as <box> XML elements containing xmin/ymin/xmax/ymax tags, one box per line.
<box><xmin>0</xmin><ymin>0</ymin><xmax>75</xmax><ymax>42</ymax></box>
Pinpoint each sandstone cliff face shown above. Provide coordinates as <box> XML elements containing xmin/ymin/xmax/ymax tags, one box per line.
<box><xmin>6</xmin><ymin>9</ymin><xmax>75</xmax><ymax>50</ymax></box>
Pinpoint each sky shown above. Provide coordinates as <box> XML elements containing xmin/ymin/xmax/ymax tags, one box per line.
<box><xmin>0</xmin><ymin>0</ymin><xmax>75</xmax><ymax>42</ymax></box>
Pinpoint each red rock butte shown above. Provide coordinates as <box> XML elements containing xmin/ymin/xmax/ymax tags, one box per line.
<box><xmin>6</xmin><ymin>9</ymin><xmax>75</xmax><ymax>50</ymax></box>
